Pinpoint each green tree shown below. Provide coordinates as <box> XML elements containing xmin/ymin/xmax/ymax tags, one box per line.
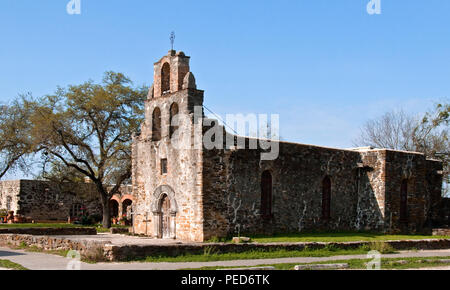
<box><xmin>28</xmin><ymin>72</ymin><xmax>147</xmax><ymax>228</ymax></box>
<box><xmin>414</xmin><ymin>103</ymin><xmax>449</xmax><ymax>197</ymax></box>
<box><xmin>0</xmin><ymin>96</ymin><xmax>34</xmax><ymax>179</ymax></box>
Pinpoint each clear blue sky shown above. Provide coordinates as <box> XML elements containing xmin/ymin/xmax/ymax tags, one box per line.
<box><xmin>1</xmin><ymin>0</ymin><xmax>449</xmax><ymax>152</ymax></box>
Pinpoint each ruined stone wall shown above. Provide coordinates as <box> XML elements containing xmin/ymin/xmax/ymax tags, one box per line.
<box><xmin>357</xmin><ymin>150</ymin><xmax>387</xmax><ymax>231</ymax></box>
<box><xmin>16</xmin><ymin>180</ymin><xmax>102</xmax><ymax>221</ymax></box>
<box><xmin>383</xmin><ymin>150</ymin><xmax>429</xmax><ymax>233</ymax></box>
<box><xmin>132</xmin><ymin>89</ymin><xmax>205</xmax><ymax>241</ymax></box>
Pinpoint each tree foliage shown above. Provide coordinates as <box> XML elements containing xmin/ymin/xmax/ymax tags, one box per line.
<box><xmin>27</xmin><ymin>72</ymin><xmax>147</xmax><ymax>227</ymax></box>
<box><xmin>0</xmin><ymin>96</ymin><xmax>34</xmax><ymax>179</ymax></box>
<box><xmin>355</xmin><ymin>102</ymin><xmax>449</xmax><ymax>197</ymax></box>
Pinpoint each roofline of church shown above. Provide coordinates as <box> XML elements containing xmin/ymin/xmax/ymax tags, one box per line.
<box><xmin>230</xmin><ymin>133</ymin><xmax>430</xmax><ymax>157</ymax></box>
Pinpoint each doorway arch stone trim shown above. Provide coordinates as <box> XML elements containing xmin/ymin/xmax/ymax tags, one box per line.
<box><xmin>150</xmin><ymin>185</ymin><xmax>178</xmax><ymax>239</ymax></box>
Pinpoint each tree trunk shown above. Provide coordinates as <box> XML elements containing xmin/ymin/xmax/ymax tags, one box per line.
<box><xmin>102</xmin><ymin>199</ymin><xmax>111</xmax><ymax>228</ymax></box>
<box><xmin>96</xmin><ymin>182</ymin><xmax>111</xmax><ymax>229</ymax></box>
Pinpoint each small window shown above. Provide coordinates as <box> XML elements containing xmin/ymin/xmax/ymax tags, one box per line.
<box><xmin>6</xmin><ymin>196</ymin><xmax>12</xmax><ymax>211</ymax></box>
<box><xmin>161</xmin><ymin>159</ymin><xmax>168</xmax><ymax>175</ymax></box>
<box><xmin>70</xmin><ymin>203</ymin><xmax>83</xmax><ymax>217</ymax></box>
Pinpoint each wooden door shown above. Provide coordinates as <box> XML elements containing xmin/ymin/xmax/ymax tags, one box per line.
<box><xmin>161</xmin><ymin>195</ymin><xmax>171</xmax><ymax>238</ymax></box>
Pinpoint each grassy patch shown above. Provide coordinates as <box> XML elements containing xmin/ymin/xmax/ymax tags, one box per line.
<box><xmin>187</xmin><ymin>256</ymin><xmax>450</xmax><ymax>270</ymax></box>
<box><xmin>239</xmin><ymin>231</ymin><xmax>450</xmax><ymax>243</ymax></box>
<box><xmin>11</xmin><ymin>242</ymin><xmax>70</xmax><ymax>257</ymax></box>
<box><xmin>0</xmin><ymin>259</ymin><xmax>28</xmax><ymax>270</ymax></box>
<box><xmin>133</xmin><ymin>245</ymin><xmax>378</xmax><ymax>263</ymax></box>
<box><xmin>0</xmin><ymin>223</ymin><xmax>128</xmax><ymax>233</ymax></box>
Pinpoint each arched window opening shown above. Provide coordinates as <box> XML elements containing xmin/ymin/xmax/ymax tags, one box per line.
<box><xmin>109</xmin><ymin>200</ymin><xmax>119</xmax><ymax>218</ymax></box>
<box><xmin>161</xmin><ymin>63</ymin><xmax>171</xmax><ymax>94</ymax></box>
<box><xmin>261</xmin><ymin>170</ymin><xmax>273</xmax><ymax>219</ymax></box>
<box><xmin>169</xmin><ymin>103</ymin><xmax>179</xmax><ymax>138</ymax></box>
<box><xmin>122</xmin><ymin>199</ymin><xmax>133</xmax><ymax>225</ymax></box>
<box><xmin>400</xmin><ymin>179</ymin><xmax>408</xmax><ymax>222</ymax></box>
<box><xmin>152</xmin><ymin>107</ymin><xmax>161</xmax><ymax>141</ymax></box>
<box><xmin>322</xmin><ymin>176</ymin><xmax>331</xmax><ymax>220</ymax></box>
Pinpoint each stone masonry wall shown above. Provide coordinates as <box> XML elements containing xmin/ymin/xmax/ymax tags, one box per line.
<box><xmin>0</xmin><ymin>180</ymin><xmax>102</xmax><ymax>221</ymax></box>
<box><xmin>132</xmin><ymin>88</ymin><xmax>205</xmax><ymax>241</ymax></box>
<box><xmin>383</xmin><ymin>150</ymin><xmax>431</xmax><ymax>233</ymax></box>
<box><xmin>202</xmin><ymin>141</ymin><xmax>442</xmax><ymax>240</ymax></box>
<box><xmin>202</xmin><ymin>139</ymin><xmax>373</xmax><ymax>240</ymax></box>
<box><xmin>17</xmin><ymin>180</ymin><xmax>102</xmax><ymax>221</ymax></box>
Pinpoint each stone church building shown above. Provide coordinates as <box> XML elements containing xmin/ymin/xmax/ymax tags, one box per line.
<box><xmin>131</xmin><ymin>50</ymin><xmax>444</xmax><ymax>242</ymax></box>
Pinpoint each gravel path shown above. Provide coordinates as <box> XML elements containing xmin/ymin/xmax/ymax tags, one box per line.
<box><xmin>1</xmin><ymin>247</ymin><xmax>450</xmax><ymax>270</ymax></box>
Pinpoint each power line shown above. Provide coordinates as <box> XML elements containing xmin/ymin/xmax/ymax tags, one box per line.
<box><xmin>203</xmin><ymin>105</ymin><xmax>238</xmax><ymax>135</ymax></box>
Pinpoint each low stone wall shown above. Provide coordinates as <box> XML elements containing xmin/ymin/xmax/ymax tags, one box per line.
<box><xmin>433</xmin><ymin>228</ymin><xmax>450</xmax><ymax>236</ymax></box>
<box><xmin>0</xmin><ymin>234</ymin><xmax>107</xmax><ymax>260</ymax></box>
<box><xmin>0</xmin><ymin>227</ymin><xmax>97</xmax><ymax>236</ymax></box>
<box><xmin>104</xmin><ymin>239</ymin><xmax>450</xmax><ymax>262</ymax></box>
<box><xmin>110</xmin><ymin>227</ymin><xmax>130</xmax><ymax>234</ymax></box>
<box><xmin>1</xmin><ymin>234</ymin><xmax>449</xmax><ymax>262</ymax></box>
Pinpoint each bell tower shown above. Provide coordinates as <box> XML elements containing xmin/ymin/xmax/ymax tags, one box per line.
<box><xmin>132</xmin><ymin>49</ymin><xmax>206</xmax><ymax>241</ymax></box>
<box><xmin>150</xmin><ymin>50</ymin><xmax>192</xmax><ymax>98</ymax></box>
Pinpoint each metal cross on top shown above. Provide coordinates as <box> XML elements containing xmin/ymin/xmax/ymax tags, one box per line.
<box><xmin>170</xmin><ymin>31</ymin><xmax>175</xmax><ymax>51</ymax></box>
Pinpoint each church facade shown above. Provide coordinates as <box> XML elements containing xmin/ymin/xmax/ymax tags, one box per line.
<box><xmin>131</xmin><ymin>50</ymin><xmax>444</xmax><ymax>242</ymax></box>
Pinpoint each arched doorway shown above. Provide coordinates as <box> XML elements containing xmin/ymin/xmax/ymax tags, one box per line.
<box><xmin>109</xmin><ymin>200</ymin><xmax>119</xmax><ymax>218</ymax></box>
<box><xmin>160</xmin><ymin>195</ymin><xmax>171</xmax><ymax>239</ymax></box>
<box><xmin>122</xmin><ymin>199</ymin><xmax>133</xmax><ymax>225</ymax></box>
<box><xmin>151</xmin><ymin>185</ymin><xmax>178</xmax><ymax>239</ymax></box>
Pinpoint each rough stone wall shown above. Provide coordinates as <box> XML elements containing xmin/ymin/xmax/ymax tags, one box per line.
<box><xmin>17</xmin><ymin>180</ymin><xmax>101</xmax><ymax>221</ymax></box>
<box><xmin>356</xmin><ymin>150</ymin><xmax>387</xmax><ymax>231</ymax></box>
<box><xmin>132</xmin><ymin>88</ymin><xmax>205</xmax><ymax>241</ymax></box>
<box><xmin>383</xmin><ymin>150</ymin><xmax>429</xmax><ymax>233</ymax></box>
<box><xmin>202</xmin><ymin>144</ymin><xmax>443</xmax><ymax>240</ymax></box>
<box><xmin>0</xmin><ymin>180</ymin><xmax>102</xmax><ymax>221</ymax></box>
<box><xmin>202</xmin><ymin>139</ymin><xmax>370</xmax><ymax>240</ymax></box>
